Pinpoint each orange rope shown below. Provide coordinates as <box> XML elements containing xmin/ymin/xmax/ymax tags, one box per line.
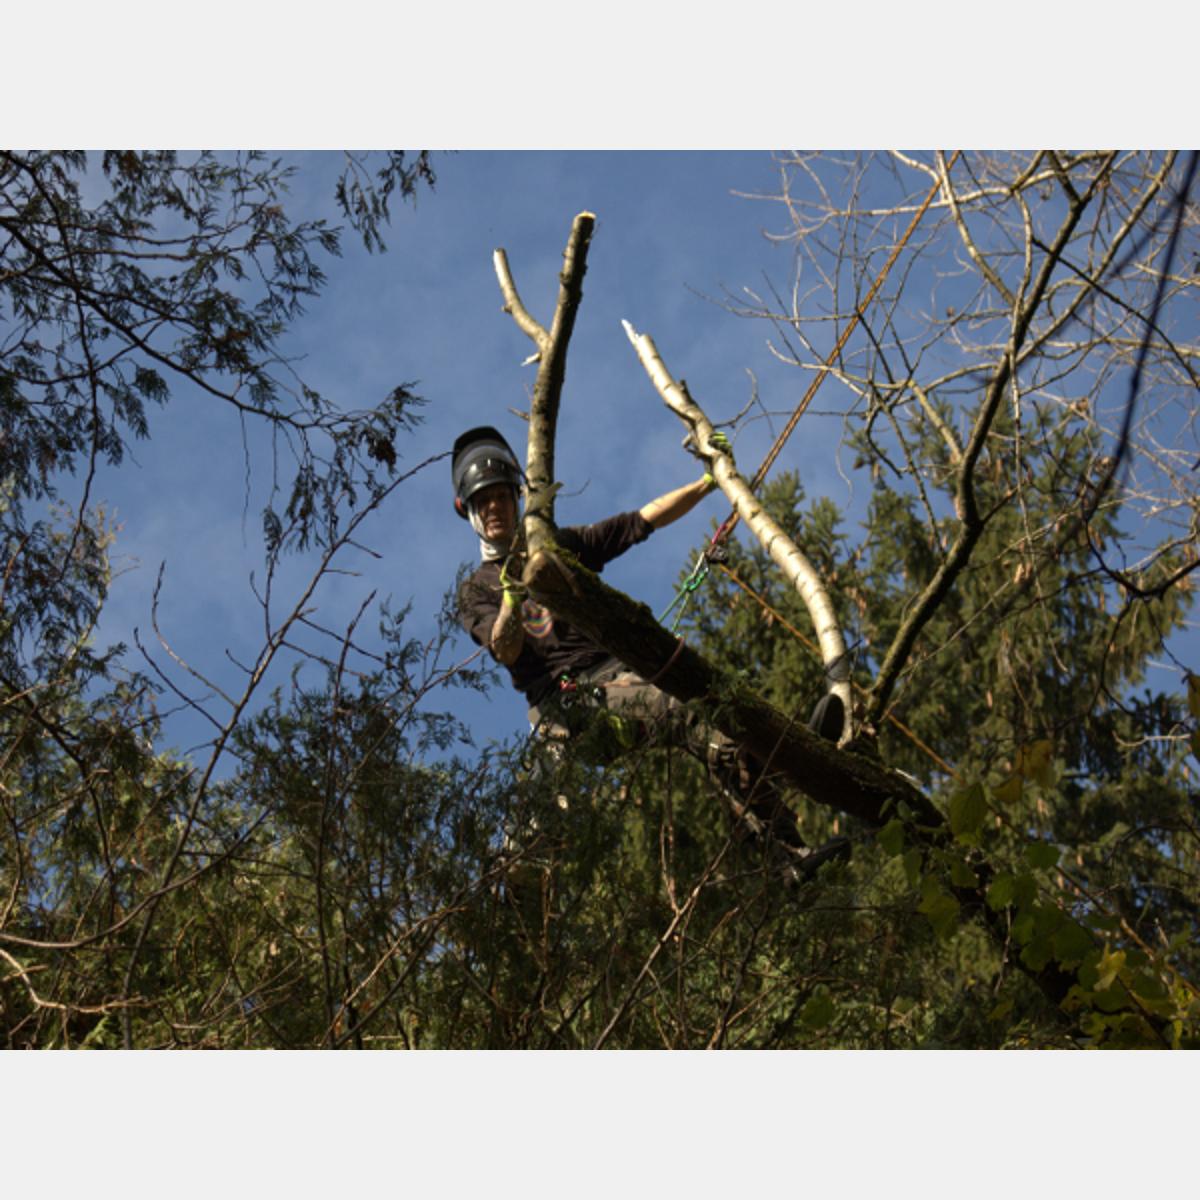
<box><xmin>715</xmin><ymin>152</ymin><xmax>960</xmax><ymax>544</ymax></box>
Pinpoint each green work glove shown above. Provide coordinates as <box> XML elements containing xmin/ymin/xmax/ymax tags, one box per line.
<box><xmin>499</xmin><ymin>552</ymin><xmax>527</xmax><ymax>607</ymax></box>
<box><xmin>702</xmin><ymin>430</ymin><xmax>732</xmax><ymax>491</ymax></box>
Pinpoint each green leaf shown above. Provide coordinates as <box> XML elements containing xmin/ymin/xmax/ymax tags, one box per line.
<box><xmin>878</xmin><ymin>818</ymin><xmax>905</xmax><ymax>858</ymax></box>
<box><xmin>950</xmin><ymin>857</ymin><xmax>980</xmax><ymax>888</ymax></box>
<box><xmin>1020</xmin><ymin>902</ymin><xmax>1063</xmax><ymax>965</ymax></box>
<box><xmin>1102</xmin><ymin>1014</ymin><xmax>1160</xmax><ymax>1048</ymax></box>
<box><xmin>902</xmin><ymin>847</ymin><xmax>923</xmax><ymax>889</ymax></box>
<box><xmin>1012</xmin><ymin>910</ymin><xmax>1035</xmax><ymax>945</ymax></box>
<box><xmin>1129</xmin><ymin>970</ymin><xmax>1169</xmax><ymax>1003</ymax></box>
<box><xmin>1094</xmin><ymin>986</ymin><xmax>1130</xmax><ymax>1014</ymax></box>
<box><xmin>1187</xmin><ymin>673</ymin><xmax>1200</xmax><ymax>721</ymax></box>
<box><xmin>1097</xmin><ymin>821</ymin><xmax>1130</xmax><ymax>848</ymax></box>
<box><xmin>1052</xmin><ymin>920</ymin><xmax>1094</xmax><ymax>967</ymax></box>
<box><xmin>800</xmin><ymin>987</ymin><xmax>835</xmax><ymax>1029</ymax></box>
<box><xmin>986</xmin><ymin>872</ymin><xmax>1014</xmax><ymax>910</ymax></box>
<box><xmin>987</xmin><ymin>998</ymin><xmax>1014</xmax><ymax>1024</ymax></box>
<box><xmin>1020</xmin><ymin>939</ymin><xmax>1053</xmax><ymax>972</ymax></box>
<box><xmin>1011</xmin><ymin>872</ymin><xmax>1036</xmax><ymax>910</ymax></box>
<box><xmin>1025</xmin><ymin>842</ymin><xmax>1060</xmax><ymax>871</ymax></box>
<box><xmin>1016</xmin><ymin>739</ymin><xmax>1055</xmax><ymax>787</ymax></box>
<box><xmin>993</xmin><ymin>774</ymin><xmax>1023</xmax><ymax>807</ymax></box>
<box><xmin>948</xmin><ymin>781</ymin><xmax>987</xmax><ymax>842</ymax></box>
<box><xmin>1095</xmin><ymin>946</ymin><xmax>1126</xmax><ymax>992</ymax></box>
<box><xmin>919</xmin><ymin>878</ymin><xmax>960</xmax><ymax>940</ymax></box>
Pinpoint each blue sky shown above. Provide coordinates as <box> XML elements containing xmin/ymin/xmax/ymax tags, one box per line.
<box><xmin>90</xmin><ymin>151</ymin><xmax>864</xmax><ymax>759</ymax></box>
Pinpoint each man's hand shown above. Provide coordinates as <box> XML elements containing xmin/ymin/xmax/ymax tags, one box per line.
<box><xmin>702</xmin><ymin>430</ymin><xmax>732</xmax><ymax>492</ymax></box>
<box><xmin>499</xmin><ymin>551</ymin><xmax>527</xmax><ymax>601</ymax></box>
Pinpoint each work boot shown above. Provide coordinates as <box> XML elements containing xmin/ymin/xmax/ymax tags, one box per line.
<box><xmin>808</xmin><ymin>693</ymin><xmax>845</xmax><ymax>743</ymax></box>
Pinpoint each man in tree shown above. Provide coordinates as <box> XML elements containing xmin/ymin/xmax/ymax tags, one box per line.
<box><xmin>453</xmin><ymin>425</ymin><xmax>846</xmax><ymax>881</ymax></box>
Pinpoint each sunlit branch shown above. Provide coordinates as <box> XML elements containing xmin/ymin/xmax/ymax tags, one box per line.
<box><xmin>623</xmin><ymin>319</ymin><xmax>855</xmax><ymax>738</ymax></box>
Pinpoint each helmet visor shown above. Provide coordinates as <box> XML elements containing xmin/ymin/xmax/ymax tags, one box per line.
<box><xmin>454</xmin><ymin>442</ymin><xmax>521</xmax><ymax>508</ymax></box>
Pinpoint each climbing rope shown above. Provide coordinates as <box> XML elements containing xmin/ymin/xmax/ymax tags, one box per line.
<box><xmin>658</xmin><ymin>550</ymin><xmax>713</xmax><ymax>631</ymax></box>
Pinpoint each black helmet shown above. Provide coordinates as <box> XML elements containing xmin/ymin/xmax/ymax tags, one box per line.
<box><xmin>451</xmin><ymin>426</ymin><xmax>522</xmax><ymax>519</ymax></box>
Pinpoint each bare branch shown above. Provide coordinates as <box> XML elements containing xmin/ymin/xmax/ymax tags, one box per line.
<box><xmin>492</xmin><ymin>248</ymin><xmax>548</xmax><ymax>351</ymax></box>
<box><xmin>865</xmin><ymin>161</ymin><xmax>1113</xmax><ymax>727</ymax></box>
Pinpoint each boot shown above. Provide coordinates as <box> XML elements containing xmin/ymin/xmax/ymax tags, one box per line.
<box><xmin>808</xmin><ymin>692</ymin><xmax>845</xmax><ymax>742</ymax></box>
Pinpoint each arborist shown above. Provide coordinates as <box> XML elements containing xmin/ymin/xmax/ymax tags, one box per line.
<box><xmin>453</xmin><ymin>425</ymin><xmax>847</xmax><ymax>883</ymax></box>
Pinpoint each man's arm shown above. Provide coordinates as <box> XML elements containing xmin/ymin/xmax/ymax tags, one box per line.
<box><xmin>460</xmin><ymin>568</ymin><xmax>525</xmax><ymax>666</ymax></box>
<box><xmin>490</xmin><ymin>590</ymin><xmax>525</xmax><ymax>665</ymax></box>
<box><xmin>639</xmin><ymin>474</ymin><xmax>714</xmax><ymax>531</ymax></box>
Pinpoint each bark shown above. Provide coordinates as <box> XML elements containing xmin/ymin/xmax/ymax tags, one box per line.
<box><xmin>524</xmin><ymin>545</ymin><xmax>933</xmax><ymax>830</ymax></box>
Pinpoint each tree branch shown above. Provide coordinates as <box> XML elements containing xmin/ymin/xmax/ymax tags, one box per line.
<box><xmin>494</xmin><ymin>212</ymin><xmax>595</xmax><ymax>557</ymax></box>
<box><xmin>525</xmin><ymin>546</ymin><xmax>927</xmax><ymax>826</ymax></box>
<box><xmin>865</xmin><ymin>163</ymin><xmax>1110</xmax><ymax>728</ymax></box>
<box><xmin>623</xmin><ymin>319</ymin><xmax>854</xmax><ymax>739</ymax></box>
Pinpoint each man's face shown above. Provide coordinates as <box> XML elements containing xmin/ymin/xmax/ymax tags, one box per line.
<box><xmin>472</xmin><ymin>482</ymin><xmax>518</xmax><ymax>544</ymax></box>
